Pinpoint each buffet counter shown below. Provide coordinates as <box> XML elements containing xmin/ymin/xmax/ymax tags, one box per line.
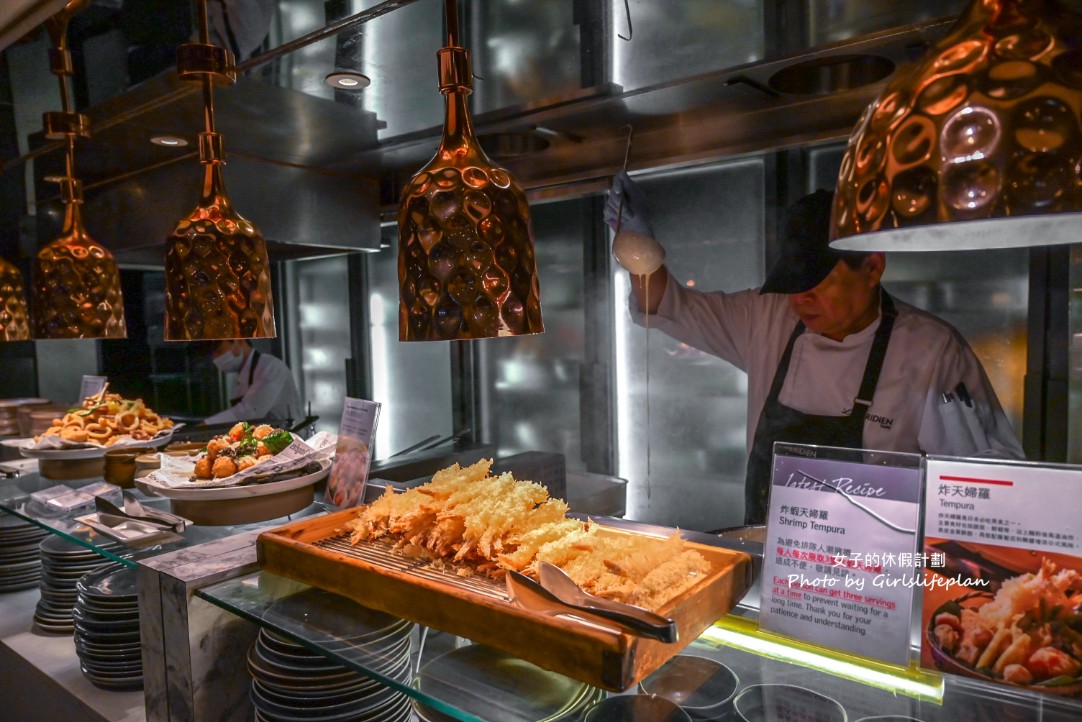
<box><xmin>1</xmin><ymin>468</ymin><xmax>1081</xmax><ymax>722</ymax></box>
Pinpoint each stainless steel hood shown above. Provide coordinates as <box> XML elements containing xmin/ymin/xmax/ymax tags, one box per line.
<box><xmin>3</xmin><ymin>0</ymin><xmax>964</xmax><ymax>267</ymax></box>
<box><xmin>29</xmin><ymin>70</ymin><xmax>383</xmax><ymax>265</ymax></box>
<box><xmin>0</xmin><ymin>0</ymin><xmax>68</xmax><ymax>53</ymax></box>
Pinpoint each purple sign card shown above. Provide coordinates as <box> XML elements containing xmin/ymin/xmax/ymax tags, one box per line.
<box><xmin>759</xmin><ymin>443</ymin><xmax>922</xmax><ymax>666</ymax></box>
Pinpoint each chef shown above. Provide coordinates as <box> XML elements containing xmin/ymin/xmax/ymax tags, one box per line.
<box><xmin>605</xmin><ymin>173</ymin><xmax>1024</xmax><ymax>524</ymax></box>
<box><xmin>202</xmin><ymin>339</ymin><xmax>303</xmax><ymax>425</ymax></box>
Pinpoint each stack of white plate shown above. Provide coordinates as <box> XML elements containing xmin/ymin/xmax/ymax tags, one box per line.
<box><xmin>247</xmin><ymin>589</ymin><xmax>415</xmax><ymax>722</ymax></box>
<box><xmin>0</xmin><ymin>514</ymin><xmax>48</xmax><ymax>592</ymax></box>
<box><xmin>413</xmin><ymin>644</ymin><xmax>606</xmax><ymax>722</ymax></box>
<box><xmin>73</xmin><ymin>563</ymin><xmax>143</xmax><ymax>691</ymax></box>
<box><xmin>0</xmin><ymin>398</ymin><xmax>48</xmax><ymax>437</ymax></box>
<box><xmin>34</xmin><ymin>534</ymin><xmax>120</xmax><ymax>634</ymax></box>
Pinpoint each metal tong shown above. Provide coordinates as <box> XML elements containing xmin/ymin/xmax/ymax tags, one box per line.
<box><xmin>94</xmin><ymin>492</ymin><xmax>190</xmax><ymax>532</ymax></box>
<box><xmin>505</xmin><ymin>562</ymin><xmax>677</xmax><ymax>643</ymax></box>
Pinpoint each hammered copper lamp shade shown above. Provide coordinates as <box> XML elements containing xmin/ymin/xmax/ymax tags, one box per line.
<box><xmin>0</xmin><ymin>257</ymin><xmax>30</xmax><ymax>342</ymax></box>
<box><xmin>32</xmin><ymin>185</ymin><xmax>127</xmax><ymax>339</ymax></box>
<box><xmin>398</xmin><ymin>0</ymin><xmax>543</xmax><ymax>341</ymax></box>
<box><xmin>164</xmin><ymin>137</ymin><xmax>275</xmax><ymax>340</ymax></box>
<box><xmin>831</xmin><ymin>0</ymin><xmax>1082</xmax><ymax>251</ymax></box>
<box><xmin>163</xmin><ymin>7</ymin><xmax>275</xmax><ymax>341</ymax></box>
<box><xmin>31</xmin><ymin>0</ymin><xmax>126</xmax><ymax>340</ymax></box>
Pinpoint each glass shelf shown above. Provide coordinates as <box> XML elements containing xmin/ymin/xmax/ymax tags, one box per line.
<box><xmin>5</xmin><ymin>463</ymin><xmax>1082</xmax><ymax>721</ymax></box>
<box><xmin>197</xmin><ymin>571</ymin><xmax>1082</xmax><ymax>722</ymax></box>
<box><xmin>0</xmin><ymin>470</ymin><xmax>328</xmax><ymax>567</ymax></box>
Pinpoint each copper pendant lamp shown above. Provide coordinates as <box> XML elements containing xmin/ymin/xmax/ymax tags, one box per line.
<box><xmin>163</xmin><ymin>1</ymin><xmax>275</xmax><ymax>341</ymax></box>
<box><xmin>31</xmin><ymin>0</ymin><xmax>127</xmax><ymax>340</ymax></box>
<box><xmin>398</xmin><ymin>0</ymin><xmax>544</xmax><ymax>341</ymax></box>
<box><xmin>0</xmin><ymin>257</ymin><xmax>30</xmax><ymax>342</ymax></box>
<box><xmin>830</xmin><ymin>0</ymin><xmax>1082</xmax><ymax>251</ymax></box>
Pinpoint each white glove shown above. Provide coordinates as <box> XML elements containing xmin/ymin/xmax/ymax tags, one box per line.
<box><xmin>604</xmin><ymin>172</ymin><xmax>666</xmax><ymax>276</ymax></box>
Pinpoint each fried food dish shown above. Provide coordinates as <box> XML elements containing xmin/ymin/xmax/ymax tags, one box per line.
<box><xmin>345</xmin><ymin>458</ymin><xmax>711</xmax><ymax>612</ymax></box>
<box><xmin>191</xmin><ymin>422</ymin><xmax>293</xmax><ymax>481</ymax></box>
<box><xmin>38</xmin><ymin>393</ymin><xmax>173</xmax><ymax>446</ymax></box>
<box><xmin>932</xmin><ymin>558</ymin><xmax>1082</xmax><ymax>686</ymax></box>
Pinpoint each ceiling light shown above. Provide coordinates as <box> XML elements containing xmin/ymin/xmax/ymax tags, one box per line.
<box><xmin>151</xmin><ymin>135</ymin><xmax>189</xmax><ymax>147</ymax></box>
<box><xmin>32</xmin><ymin>0</ymin><xmax>126</xmax><ymax>340</ymax></box>
<box><xmin>163</xmin><ymin>1</ymin><xmax>275</xmax><ymax>341</ymax></box>
<box><xmin>397</xmin><ymin>0</ymin><xmax>544</xmax><ymax>340</ymax></box>
<box><xmin>830</xmin><ymin>0</ymin><xmax>1082</xmax><ymax>251</ymax></box>
<box><xmin>323</xmin><ymin>71</ymin><xmax>371</xmax><ymax>90</ymax></box>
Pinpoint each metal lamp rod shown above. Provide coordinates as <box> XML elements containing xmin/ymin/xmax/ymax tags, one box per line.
<box><xmin>196</xmin><ymin>0</ymin><xmax>218</xmax><ymax>136</ymax></box>
<box><xmin>444</xmin><ymin>0</ymin><xmax>459</xmax><ymax>48</ymax></box>
<box><xmin>44</xmin><ymin>0</ymin><xmax>89</xmax><ymax>185</ymax></box>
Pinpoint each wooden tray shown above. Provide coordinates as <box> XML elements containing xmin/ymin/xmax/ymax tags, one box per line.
<box><xmin>257</xmin><ymin>508</ymin><xmax>752</xmax><ymax>691</ymax></box>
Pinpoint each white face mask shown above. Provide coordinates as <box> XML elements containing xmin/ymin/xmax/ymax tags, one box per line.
<box><xmin>213</xmin><ymin>349</ymin><xmax>245</xmax><ymax>373</ymax></box>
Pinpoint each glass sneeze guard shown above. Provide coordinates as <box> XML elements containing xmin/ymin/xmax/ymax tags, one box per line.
<box><xmin>0</xmin><ymin>471</ymin><xmax>327</xmax><ymax>567</ymax></box>
<box><xmin>196</xmin><ymin>570</ymin><xmax>1082</xmax><ymax>722</ymax></box>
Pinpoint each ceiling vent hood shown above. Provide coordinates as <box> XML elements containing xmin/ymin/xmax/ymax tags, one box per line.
<box><xmin>0</xmin><ymin>0</ymin><xmax>69</xmax><ymax>53</ymax></box>
<box><xmin>30</xmin><ymin>70</ymin><xmax>383</xmax><ymax>267</ymax></box>
<box><xmin>7</xmin><ymin>1</ymin><xmax>965</xmax><ymax>268</ymax></box>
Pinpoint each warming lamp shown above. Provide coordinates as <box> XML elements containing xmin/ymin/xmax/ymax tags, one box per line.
<box><xmin>830</xmin><ymin>0</ymin><xmax>1082</xmax><ymax>251</ymax></box>
<box><xmin>163</xmin><ymin>0</ymin><xmax>275</xmax><ymax>340</ymax></box>
<box><xmin>397</xmin><ymin>0</ymin><xmax>544</xmax><ymax>340</ymax></box>
<box><xmin>0</xmin><ymin>256</ymin><xmax>30</xmax><ymax>342</ymax></box>
<box><xmin>31</xmin><ymin>0</ymin><xmax>126</xmax><ymax>340</ymax></box>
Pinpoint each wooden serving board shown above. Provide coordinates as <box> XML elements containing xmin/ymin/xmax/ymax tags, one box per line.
<box><xmin>257</xmin><ymin>507</ymin><xmax>752</xmax><ymax>691</ymax></box>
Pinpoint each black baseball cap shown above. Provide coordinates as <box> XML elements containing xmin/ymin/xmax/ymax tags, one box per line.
<box><xmin>759</xmin><ymin>189</ymin><xmax>841</xmax><ymax>295</ymax></box>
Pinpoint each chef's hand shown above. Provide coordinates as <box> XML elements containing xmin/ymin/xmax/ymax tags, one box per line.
<box><xmin>604</xmin><ymin>172</ymin><xmax>653</xmax><ymax>237</ymax></box>
<box><xmin>604</xmin><ymin>172</ymin><xmax>666</xmax><ymax>276</ymax></box>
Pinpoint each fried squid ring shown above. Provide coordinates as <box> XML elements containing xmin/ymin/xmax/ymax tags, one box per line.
<box><xmin>85</xmin><ymin>423</ymin><xmax>112</xmax><ymax>442</ymax></box>
<box><xmin>61</xmin><ymin>413</ymin><xmax>86</xmax><ymax>428</ymax></box>
<box><xmin>59</xmin><ymin>428</ymin><xmax>88</xmax><ymax>442</ymax></box>
<box><xmin>116</xmin><ymin>410</ymin><xmax>140</xmax><ymax>430</ymax></box>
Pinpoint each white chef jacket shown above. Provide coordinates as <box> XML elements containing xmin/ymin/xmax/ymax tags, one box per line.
<box><xmin>632</xmin><ymin>273</ymin><xmax>1024</xmax><ymax>460</ymax></box>
<box><xmin>205</xmin><ymin>351</ymin><xmax>303</xmax><ymax>425</ymax></box>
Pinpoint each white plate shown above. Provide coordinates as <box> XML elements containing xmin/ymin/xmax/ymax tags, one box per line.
<box><xmin>18</xmin><ymin>428</ymin><xmax>177</xmax><ymax>460</ymax></box>
<box><xmin>74</xmin><ymin>513</ymin><xmax>180</xmax><ymax>546</ymax></box>
<box><xmin>136</xmin><ymin>459</ymin><xmax>331</xmax><ymax>501</ymax></box>
<box><xmin>0</xmin><ymin>398</ymin><xmax>49</xmax><ymax>410</ymax></box>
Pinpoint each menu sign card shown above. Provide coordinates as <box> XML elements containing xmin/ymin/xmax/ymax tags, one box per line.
<box><xmin>920</xmin><ymin>457</ymin><xmax>1082</xmax><ymax>699</ymax></box>
<box><xmin>759</xmin><ymin>444</ymin><xmax>922</xmax><ymax>666</ymax></box>
<box><xmin>326</xmin><ymin>397</ymin><xmax>381</xmax><ymax>508</ymax></box>
<box><xmin>79</xmin><ymin>375</ymin><xmax>108</xmax><ymax>402</ymax></box>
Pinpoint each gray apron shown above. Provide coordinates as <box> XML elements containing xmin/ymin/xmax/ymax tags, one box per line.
<box><xmin>743</xmin><ymin>292</ymin><xmax>897</xmax><ymax>525</ymax></box>
<box><xmin>229</xmin><ymin>350</ymin><xmax>261</xmax><ymax>407</ymax></box>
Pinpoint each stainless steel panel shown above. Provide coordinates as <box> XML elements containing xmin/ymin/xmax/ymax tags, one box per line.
<box><xmin>806</xmin><ymin>0</ymin><xmax>968</xmax><ymax>45</ymax></box>
<box><xmin>33</xmin><ymin>151</ymin><xmax>381</xmax><ymax>263</ymax></box>
<box><xmin>469</xmin><ymin>0</ymin><xmax>586</xmax><ymax>114</ymax></box>
<box><xmin>1070</xmin><ymin>246</ymin><xmax>1082</xmax><ymax>463</ymax></box>
<box><xmin>7</xmin><ymin>7</ymin><xmax>957</xmax><ymax>224</ymax></box>
<box><xmin>475</xmin><ymin>197</ymin><xmax>589</xmax><ymax>471</ymax></box>
<box><xmin>293</xmin><ymin>256</ymin><xmax>351</xmax><ymax>434</ymax></box>
<box><xmin>614</xmin><ymin>159</ymin><xmax>765</xmax><ymax>533</ymax></box>
<box><xmin>0</xmin><ymin>0</ymin><xmax>69</xmax><ymax>53</ymax></box>
<box><xmin>365</xmin><ymin>225</ymin><xmax>453</xmax><ymax>459</ymax></box>
<box><xmin>612</xmin><ymin>0</ymin><xmax>763</xmax><ymax>91</ymax></box>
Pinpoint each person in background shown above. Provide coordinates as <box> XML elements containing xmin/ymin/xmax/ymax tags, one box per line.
<box><xmin>201</xmin><ymin>339</ymin><xmax>303</xmax><ymax>425</ymax></box>
<box><xmin>605</xmin><ymin>173</ymin><xmax>1024</xmax><ymax>525</ymax></box>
